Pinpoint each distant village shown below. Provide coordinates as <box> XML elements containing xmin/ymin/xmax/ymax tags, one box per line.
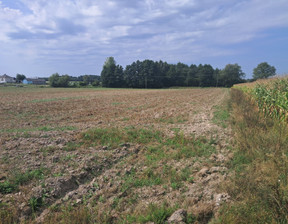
<box><xmin>0</xmin><ymin>74</ymin><xmax>46</xmax><ymax>85</ymax></box>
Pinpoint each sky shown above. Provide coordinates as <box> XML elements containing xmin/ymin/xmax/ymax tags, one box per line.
<box><xmin>0</xmin><ymin>0</ymin><xmax>288</xmax><ymax>78</ymax></box>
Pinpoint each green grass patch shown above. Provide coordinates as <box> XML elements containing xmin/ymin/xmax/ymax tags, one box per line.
<box><xmin>62</xmin><ymin>142</ymin><xmax>81</xmax><ymax>152</ymax></box>
<box><xmin>0</xmin><ymin>126</ymin><xmax>77</xmax><ymax>133</ymax></box>
<box><xmin>29</xmin><ymin>196</ymin><xmax>44</xmax><ymax>213</ymax></box>
<box><xmin>121</xmin><ymin>168</ymin><xmax>163</xmax><ymax>192</ymax></box>
<box><xmin>0</xmin><ymin>167</ymin><xmax>49</xmax><ymax>194</ymax></box>
<box><xmin>81</xmin><ymin>127</ymin><xmax>163</xmax><ymax>148</ymax></box>
<box><xmin>128</xmin><ymin>203</ymin><xmax>175</xmax><ymax>224</ymax></box>
<box><xmin>0</xmin><ymin>181</ymin><xmax>17</xmax><ymax>194</ymax></box>
<box><xmin>82</xmin><ymin>127</ymin><xmax>217</xmax><ymax>161</ymax></box>
<box><xmin>111</xmin><ymin>102</ymin><xmax>124</xmax><ymax>106</ymax></box>
<box><xmin>212</xmin><ymin>105</ymin><xmax>230</xmax><ymax>128</ymax></box>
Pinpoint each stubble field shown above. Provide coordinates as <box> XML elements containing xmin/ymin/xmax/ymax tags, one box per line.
<box><xmin>0</xmin><ymin>87</ymin><xmax>231</xmax><ymax>223</ymax></box>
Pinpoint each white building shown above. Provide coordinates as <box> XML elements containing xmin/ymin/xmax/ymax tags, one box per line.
<box><xmin>0</xmin><ymin>74</ymin><xmax>16</xmax><ymax>83</ymax></box>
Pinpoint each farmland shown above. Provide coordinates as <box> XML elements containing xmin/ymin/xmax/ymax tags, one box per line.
<box><xmin>218</xmin><ymin>77</ymin><xmax>288</xmax><ymax>223</ymax></box>
<box><xmin>0</xmin><ymin>87</ymin><xmax>232</xmax><ymax>223</ymax></box>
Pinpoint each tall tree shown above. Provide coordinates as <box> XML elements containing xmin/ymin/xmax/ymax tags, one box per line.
<box><xmin>157</xmin><ymin>60</ymin><xmax>171</xmax><ymax>88</ymax></box>
<box><xmin>253</xmin><ymin>62</ymin><xmax>276</xmax><ymax>80</ymax></box>
<box><xmin>113</xmin><ymin>65</ymin><xmax>125</xmax><ymax>87</ymax></box>
<box><xmin>166</xmin><ymin>64</ymin><xmax>177</xmax><ymax>87</ymax></box>
<box><xmin>49</xmin><ymin>73</ymin><xmax>69</xmax><ymax>87</ymax></box>
<box><xmin>219</xmin><ymin>63</ymin><xmax>245</xmax><ymax>87</ymax></box>
<box><xmin>124</xmin><ymin>60</ymin><xmax>141</xmax><ymax>88</ymax></box>
<box><xmin>186</xmin><ymin>64</ymin><xmax>198</xmax><ymax>86</ymax></box>
<box><xmin>197</xmin><ymin>64</ymin><xmax>215</xmax><ymax>87</ymax></box>
<box><xmin>175</xmin><ymin>62</ymin><xmax>189</xmax><ymax>86</ymax></box>
<box><xmin>101</xmin><ymin>57</ymin><xmax>119</xmax><ymax>87</ymax></box>
<box><xmin>16</xmin><ymin>74</ymin><xmax>26</xmax><ymax>83</ymax></box>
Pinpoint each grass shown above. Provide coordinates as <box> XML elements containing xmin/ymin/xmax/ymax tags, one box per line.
<box><xmin>29</xmin><ymin>196</ymin><xmax>44</xmax><ymax>213</ymax></box>
<box><xmin>121</xmin><ymin>167</ymin><xmax>163</xmax><ymax>192</ymax></box>
<box><xmin>81</xmin><ymin>127</ymin><xmax>163</xmax><ymax>148</ymax></box>
<box><xmin>136</xmin><ymin>203</ymin><xmax>175</xmax><ymax>224</ymax></box>
<box><xmin>0</xmin><ymin>88</ymin><xmax>231</xmax><ymax>223</ymax></box>
<box><xmin>43</xmin><ymin>202</ymin><xmax>176</xmax><ymax>224</ymax></box>
<box><xmin>81</xmin><ymin>126</ymin><xmax>217</xmax><ymax>162</ymax></box>
<box><xmin>0</xmin><ymin>126</ymin><xmax>77</xmax><ymax>133</ymax></box>
<box><xmin>0</xmin><ymin>181</ymin><xmax>16</xmax><ymax>194</ymax></box>
<box><xmin>0</xmin><ymin>202</ymin><xmax>18</xmax><ymax>224</ymax></box>
<box><xmin>212</xmin><ymin>101</ymin><xmax>230</xmax><ymax>128</ymax></box>
<box><xmin>0</xmin><ymin>167</ymin><xmax>48</xmax><ymax>194</ymax></box>
<box><xmin>216</xmin><ymin>88</ymin><xmax>288</xmax><ymax>223</ymax></box>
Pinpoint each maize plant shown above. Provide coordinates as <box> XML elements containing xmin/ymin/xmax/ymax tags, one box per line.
<box><xmin>252</xmin><ymin>79</ymin><xmax>288</xmax><ymax>121</ymax></box>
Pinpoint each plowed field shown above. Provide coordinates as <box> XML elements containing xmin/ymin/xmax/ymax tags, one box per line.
<box><xmin>0</xmin><ymin>87</ymin><xmax>231</xmax><ymax>223</ymax></box>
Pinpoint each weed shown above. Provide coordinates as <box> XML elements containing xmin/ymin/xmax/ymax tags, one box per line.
<box><xmin>11</xmin><ymin>167</ymin><xmax>46</xmax><ymax>185</ymax></box>
<box><xmin>0</xmin><ymin>181</ymin><xmax>16</xmax><ymax>194</ymax></box>
<box><xmin>121</xmin><ymin>167</ymin><xmax>163</xmax><ymax>192</ymax></box>
<box><xmin>0</xmin><ymin>202</ymin><xmax>18</xmax><ymax>224</ymax></box>
<box><xmin>180</xmin><ymin>166</ymin><xmax>192</xmax><ymax>181</ymax></box>
<box><xmin>137</xmin><ymin>203</ymin><xmax>175</xmax><ymax>224</ymax></box>
<box><xmin>81</xmin><ymin>127</ymin><xmax>163</xmax><ymax>148</ymax></box>
<box><xmin>29</xmin><ymin>196</ymin><xmax>44</xmax><ymax>213</ymax></box>
<box><xmin>112</xmin><ymin>102</ymin><xmax>123</xmax><ymax>106</ymax></box>
<box><xmin>0</xmin><ymin>126</ymin><xmax>76</xmax><ymax>133</ymax></box>
<box><xmin>187</xmin><ymin>177</ymin><xmax>195</xmax><ymax>183</ymax></box>
<box><xmin>171</xmin><ymin>182</ymin><xmax>182</xmax><ymax>190</ymax></box>
<box><xmin>62</xmin><ymin>142</ymin><xmax>80</xmax><ymax>151</ymax></box>
<box><xmin>112</xmin><ymin>197</ymin><xmax>120</xmax><ymax>209</ymax></box>
<box><xmin>52</xmin><ymin>172</ymin><xmax>63</xmax><ymax>177</ymax></box>
<box><xmin>217</xmin><ymin>88</ymin><xmax>288</xmax><ymax>223</ymax></box>
<box><xmin>0</xmin><ymin>167</ymin><xmax>48</xmax><ymax>194</ymax></box>
<box><xmin>212</xmin><ymin>105</ymin><xmax>230</xmax><ymax>128</ymax></box>
<box><xmin>99</xmin><ymin>195</ymin><xmax>106</xmax><ymax>203</ymax></box>
<box><xmin>1</xmin><ymin>154</ymin><xmax>9</xmax><ymax>163</ymax></box>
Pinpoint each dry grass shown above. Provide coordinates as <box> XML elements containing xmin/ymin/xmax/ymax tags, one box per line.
<box><xmin>216</xmin><ymin>88</ymin><xmax>288</xmax><ymax>223</ymax></box>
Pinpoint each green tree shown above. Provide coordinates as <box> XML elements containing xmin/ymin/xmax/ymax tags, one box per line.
<box><xmin>197</xmin><ymin>64</ymin><xmax>215</xmax><ymax>87</ymax></box>
<box><xmin>186</xmin><ymin>64</ymin><xmax>198</xmax><ymax>86</ymax></box>
<box><xmin>16</xmin><ymin>74</ymin><xmax>26</xmax><ymax>83</ymax></box>
<box><xmin>253</xmin><ymin>62</ymin><xmax>276</xmax><ymax>80</ymax></box>
<box><xmin>49</xmin><ymin>73</ymin><xmax>70</xmax><ymax>87</ymax></box>
<box><xmin>175</xmin><ymin>62</ymin><xmax>189</xmax><ymax>86</ymax></box>
<box><xmin>101</xmin><ymin>57</ymin><xmax>124</xmax><ymax>87</ymax></box>
<box><xmin>83</xmin><ymin>75</ymin><xmax>90</xmax><ymax>85</ymax></box>
<box><xmin>219</xmin><ymin>64</ymin><xmax>245</xmax><ymax>87</ymax></box>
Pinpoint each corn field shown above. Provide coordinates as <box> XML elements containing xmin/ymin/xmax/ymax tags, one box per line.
<box><xmin>247</xmin><ymin>78</ymin><xmax>288</xmax><ymax>121</ymax></box>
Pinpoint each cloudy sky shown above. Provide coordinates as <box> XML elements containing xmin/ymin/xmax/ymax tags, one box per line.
<box><xmin>1</xmin><ymin>0</ymin><xmax>288</xmax><ymax>78</ymax></box>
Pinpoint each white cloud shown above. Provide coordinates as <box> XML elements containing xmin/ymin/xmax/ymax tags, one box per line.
<box><xmin>0</xmin><ymin>0</ymin><xmax>288</xmax><ymax>76</ymax></box>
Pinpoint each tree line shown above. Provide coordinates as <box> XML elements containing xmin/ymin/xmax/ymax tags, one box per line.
<box><xmin>6</xmin><ymin>60</ymin><xmax>275</xmax><ymax>88</ymax></box>
<box><xmin>101</xmin><ymin>57</ymin><xmax>276</xmax><ymax>88</ymax></box>
<box><xmin>44</xmin><ymin>58</ymin><xmax>275</xmax><ymax>88</ymax></box>
<box><xmin>48</xmin><ymin>73</ymin><xmax>100</xmax><ymax>87</ymax></box>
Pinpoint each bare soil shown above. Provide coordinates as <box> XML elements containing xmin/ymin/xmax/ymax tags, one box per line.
<box><xmin>0</xmin><ymin>87</ymin><xmax>232</xmax><ymax>223</ymax></box>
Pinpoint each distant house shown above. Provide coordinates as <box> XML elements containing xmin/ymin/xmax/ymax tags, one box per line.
<box><xmin>0</xmin><ymin>74</ymin><xmax>16</xmax><ymax>83</ymax></box>
<box><xmin>23</xmin><ymin>78</ymin><xmax>46</xmax><ymax>85</ymax></box>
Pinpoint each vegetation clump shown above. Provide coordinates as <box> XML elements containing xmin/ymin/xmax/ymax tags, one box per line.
<box><xmin>216</xmin><ymin>81</ymin><xmax>288</xmax><ymax>223</ymax></box>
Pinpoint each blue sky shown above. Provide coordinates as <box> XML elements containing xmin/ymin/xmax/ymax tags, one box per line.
<box><xmin>0</xmin><ymin>0</ymin><xmax>288</xmax><ymax>78</ymax></box>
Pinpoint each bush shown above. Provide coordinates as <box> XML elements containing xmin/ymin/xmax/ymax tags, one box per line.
<box><xmin>49</xmin><ymin>73</ymin><xmax>70</xmax><ymax>87</ymax></box>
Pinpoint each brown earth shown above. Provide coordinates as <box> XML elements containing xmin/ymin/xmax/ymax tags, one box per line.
<box><xmin>0</xmin><ymin>87</ymin><xmax>232</xmax><ymax>223</ymax></box>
